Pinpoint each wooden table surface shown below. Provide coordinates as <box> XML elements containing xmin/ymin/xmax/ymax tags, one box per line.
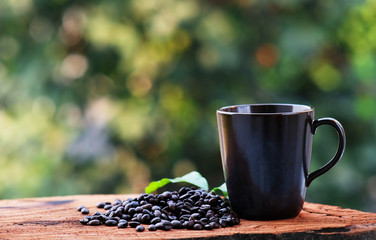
<box><xmin>1</xmin><ymin>194</ymin><xmax>376</xmax><ymax>239</ymax></box>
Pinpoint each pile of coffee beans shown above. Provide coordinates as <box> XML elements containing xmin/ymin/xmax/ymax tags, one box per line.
<box><xmin>77</xmin><ymin>187</ymin><xmax>240</xmax><ymax>231</ymax></box>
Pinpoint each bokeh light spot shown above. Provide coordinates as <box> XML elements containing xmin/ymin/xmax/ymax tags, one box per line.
<box><xmin>309</xmin><ymin>61</ymin><xmax>341</xmax><ymax>91</ymax></box>
<box><xmin>59</xmin><ymin>53</ymin><xmax>88</xmax><ymax>82</ymax></box>
<box><xmin>126</xmin><ymin>74</ymin><xmax>153</xmax><ymax>97</ymax></box>
<box><xmin>255</xmin><ymin>43</ymin><xmax>280</xmax><ymax>67</ymax></box>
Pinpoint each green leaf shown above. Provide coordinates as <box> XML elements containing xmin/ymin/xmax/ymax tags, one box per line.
<box><xmin>212</xmin><ymin>183</ymin><xmax>228</xmax><ymax>198</ymax></box>
<box><xmin>145</xmin><ymin>171</ymin><xmax>209</xmax><ymax>193</ymax></box>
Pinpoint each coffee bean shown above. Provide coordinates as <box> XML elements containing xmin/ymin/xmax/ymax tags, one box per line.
<box><xmin>210</xmin><ymin>222</ymin><xmax>220</xmax><ymax>228</ymax></box>
<box><xmin>204</xmin><ymin>224</ymin><xmax>213</xmax><ymax>230</ymax></box>
<box><xmin>161</xmin><ymin>191</ymin><xmax>172</xmax><ymax>199</ymax></box>
<box><xmin>114</xmin><ymin>199</ymin><xmax>122</xmax><ymax>206</ymax></box>
<box><xmin>201</xmin><ymin>204</ymin><xmax>211</xmax><ymax>211</ymax></box>
<box><xmin>168</xmin><ymin>202</ymin><xmax>176</xmax><ymax>211</ymax></box>
<box><xmin>128</xmin><ymin>208</ymin><xmax>136</xmax><ymax>215</ymax></box>
<box><xmin>96</xmin><ymin>202</ymin><xmax>105</xmax><ymax>208</ymax></box>
<box><xmin>104</xmin><ymin>205</ymin><xmax>112</xmax><ymax>210</ymax></box>
<box><xmin>148</xmin><ymin>224</ymin><xmax>157</xmax><ymax>231</ymax></box>
<box><xmin>141</xmin><ymin>214</ymin><xmax>151</xmax><ymax>223</ymax></box>
<box><xmin>154</xmin><ymin>210</ymin><xmax>161</xmax><ymax>218</ymax></box>
<box><xmin>87</xmin><ymin>219</ymin><xmax>101</xmax><ymax>226</ymax></box>
<box><xmin>151</xmin><ymin>206</ymin><xmax>160</xmax><ymax>211</ymax></box>
<box><xmin>118</xmin><ymin>221</ymin><xmax>128</xmax><ymax>228</ymax></box>
<box><xmin>136</xmin><ymin>225</ymin><xmax>145</xmax><ymax>232</ymax></box>
<box><xmin>142</xmin><ymin>203</ymin><xmax>153</xmax><ymax>209</ymax></box>
<box><xmin>150</xmin><ymin>217</ymin><xmax>161</xmax><ymax>224</ymax></box>
<box><xmin>130</xmin><ymin>201</ymin><xmax>139</xmax><ymax>208</ymax></box>
<box><xmin>114</xmin><ymin>208</ymin><xmax>123</xmax><ymax>216</ymax></box>
<box><xmin>171</xmin><ymin>220</ymin><xmax>181</xmax><ymax>229</ymax></box>
<box><xmin>77</xmin><ymin>205</ymin><xmax>85</xmax><ymax>211</ymax></box>
<box><xmin>81</xmin><ymin>208</ymin><xmax>89</xmax><ymax>214</ymax></box>
<box><xmin>155</xmin><ymin>222</ymin><xmax>164</xmax><ymax>230</ymax></box>
<box><xmin>183</xmin><ymin>220</ymin><xmax>194</xmax><ymax>229</ymax></box>
<box><xmin>99</xmin><ymin>214</ymin><xmax>110</xmax><ymax>222</ymax></box>
<box><xmin>193</xmin><ymin>223</ymin><xmax>203</xmax><ymax>230</ymax></box>
<box><xmin>129</xmin><ymin>221</ymin><xmax>140</xmax><ymax>228</ymax></box>
<box><xmin>190</xmin><ymin>213</ymin><xmax>201</xmax><ymax>220</ymax></box>
<box><xmin>219</xmin><ymin>218</ymin><xmax>227</xmax><ymax>228</ymax></box>
<box><xmin>135</xmin><ymin>206</ymin><xmax>143</xmax><ymax>213</ymax></box>
<box><xmin>142</xmin><ymin>209</ymin><xmax>153</xmax><ymax>216</ymax></box>
<box><xmin>80</xmin><ymin>219</ymin><xmax>88</xmax><ymax>225</ymax></box>
<box><xmin>105</xmin><ymin>220</ymin><xmax>118</xmax><ymax>226</ymax></box>
<box><xmin>163</xmin><ymin>224</ymin><xmax>172</xmax><ymax>231</ymax></box>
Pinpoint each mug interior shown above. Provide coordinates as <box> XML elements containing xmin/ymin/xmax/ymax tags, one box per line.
<box><xmin>218</xmin><ymin>104</ymin><xmax>312</xmax><ymax>115</ymax></box>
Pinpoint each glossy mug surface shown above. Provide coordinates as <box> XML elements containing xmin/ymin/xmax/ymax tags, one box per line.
<box><xmin>217</xmin><ymin>104</ymin><xmax>345</xmax><ymax>220</ymax></box>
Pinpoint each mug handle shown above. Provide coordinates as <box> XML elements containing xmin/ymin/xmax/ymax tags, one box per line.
<box><xmin>306</xmin><ymin>117</ymin><xmax>346</xmax><ymax>187</ymax></box>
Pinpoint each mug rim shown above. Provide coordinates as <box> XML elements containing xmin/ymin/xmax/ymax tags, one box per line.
<box><xmin>217</xmin><ymin>103</ymin><xmax>314</xmax><ymax>115</ymax></box>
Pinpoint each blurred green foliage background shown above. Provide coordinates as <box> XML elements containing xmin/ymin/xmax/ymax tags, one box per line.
<box><xmin>1</xmin><ymin>0</ymin><xmax>376</xmax><ymax>212</ymax></box>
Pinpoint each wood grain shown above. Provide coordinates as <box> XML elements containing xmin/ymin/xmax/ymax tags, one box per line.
<box><xmin>0</xmin><ymin>194</ymin><xmax>376</xmax><ymax>239</ymax></box>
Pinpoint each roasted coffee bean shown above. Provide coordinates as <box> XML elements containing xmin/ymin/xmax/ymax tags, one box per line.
<box><xmin>204</xmin><ymin>224</ymin><xmax>213</xmax><ymax>230</ymax></box>
<box><xmin>200</xmin><ymin>204</ymin><xmax>211</xmax><ymax>211</ymax></box>
<box><xmin>163</xmin><ymin>224</ymin><xmax>172</xmax><ymax>231</ymax></box>
<box><xmin>118</xmin><ymin>221</ymin><xmax>128</xmax><ymax>228</ymax></box>
<box><xmin>105</xmin><ymin>220</ymin><xmax>118</xmax><ymax>226</ymax></box>
<box><xmin>136</xmin><ymin>213</ymin><xmax>143</xmax><ymax>222</ymax></box>
<box><xmin>210</xmin><ymin>222</ymin><xmax>220</xmax><ymax>229</ymax></box>
<box><xmin>219</xmin><ymin>218</ymin><xmax>227</xmax><ymax>228</ymax></box>
<box><xmin>149</xmin><ymin>197</ymin><xmax>159</xmax><ymax>205</ymax></box>
<box><xmin>168</xmin><ymin>202</ymin><xmax>176</xmax><ymax>211</ymax></box>
<box><xmin>128</xmin><ymin>208</ymin><xmax>136</xmax><ymax>215</ymax></box>
<box><xmin>81</xmin><ymin>208</ymin><xmax>89</xmax><ymax>214</ymax></box>
<box><xmin>190</xmin><ymin>213</ymin><xmax>201</xmax><ymax>220</ymax></box>
<box><xmin>193</xmin><ymin>223</ymin><xmax>203</xmax><ymax>230</ymax></box>
<box><xmin>155</xmin><ymin>222</ymin><xmax>164</xmax><ymax>230</ymax></box>
<box><xmin>114</xmin><ymin>208</ymin><xmax>123</xmax><ymax>216</ymax></box>
<box><xmin>114</xmin><ymin>199</ymin><xmax>122</xmax><ymax>205</ymax></box>
<box><xmin>87</xmin><ymin>219</ymin><xmax>101</xmax><ymax>226</ymax></box>
<box><xmin>141</xmin><ymin>214</ymin><xmax>151</xmax><ymax>223</ymax></box>
<box><xmin>99</xmin><ymin>214</ymin><xmax>110</xmax><ymax>222</ymax></box>
<box><xmin>136</xmin><ymin>225</ymin><xmax>145</xmax><ymax>232</ymax></box>
<box><xmin>151</xmin><ymin>206</ymin><xmax>160</xmax><ymax>211</ymax></box>
<box><xmin>104</xmin><ymin>205</ymin><xmax>112</xmax><ymax>210</ymax></box>
<box><xmin>150</xmin><ymin>217</ymin><xmax>161</xmax><ymax>224</ymax></box>
<box><xmin>83</xmin><ymin>216</ymin><xmax>93</xmax><ymax>221</ymax></box>
<box><xmin>171</xmin><ymin>194</ymin><xmax>178</xmax><ymax>201</ymax></box>
<box><xmin>77</xmin><ymin>205</ymin><xmax>85</xmax><ymax>211</ymax></box>
<box><xmin>148</xmin><ymin>224</ymin><xmax>157</xmax><ymax>231</ymax></box>
<box><xmin>142</xmin><ymin>203</ymin><xmax>153</xmax><ymax>209</ymax></box>
<box><xmin>179</xmin><ymin>193</ymin><xmax>190</xmax><ymax>200</ymax></box>
<box><xmin>183</xmin><ymin>220</ymin><xmax>194</xmax><ymax>229</ymax></box>
<box><xmin>142</xmin><ymin>209</ymin><xmax>153</xmax><ymax>216</ymax></box>
<box><xmin>130</xmin><ymin>201</ymin><xmax>139</xmax><ymax>208</ymax></box>
<box><xmin>154</xmin><ymin>210</ymin><xmax>161</xmax><ymax>218</ymax></box>
<box><xmin>171</xmin><ymin>220</ymin><xmax>181</xmax><ymax>229</ymax></box>
<box><xmin>96</xmin><ymin>202</ymin><xmax>106</xmax><ymax>208</ymax></box>
<box><xmin>80</xmin><ymin>219</ymin><xmax>88</xmax><ymax>225</ymax></box>
<box><xmin>225</xmin><ymin>217</ymin><xmax>235</xmax><ymax>226</ymax></box>
<box><xmin>135</xmin><ymin>206</ymin><xmax>143</xmax><ymax>213</ymax></box>
<box><xmin>129</xmin><ymin>221</ymin><xmax>140</xmax><ymax>228</ymax></box>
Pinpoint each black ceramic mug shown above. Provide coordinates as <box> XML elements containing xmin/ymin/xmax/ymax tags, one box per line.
<box><xmin>217</xmin><ymin>103</ymin><xmax>345</xmax><ymax>220</ymax></box>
